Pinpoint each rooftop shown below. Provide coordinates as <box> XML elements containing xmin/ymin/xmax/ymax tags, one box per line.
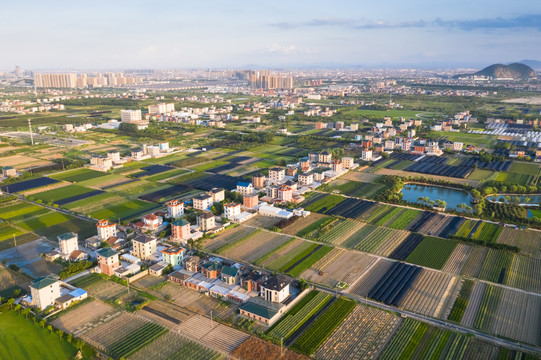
<box><xmin>172</xmin><ymin>219</ymin><xmax>189</xmax><ymax>227</ymax></box>
<box><xmin>97</xmin><ymin>247</ymin><xmax>118</xmax><ymax>258</ymax></box>
<box><xmin>241</xmin><ymin>302</ymin><xmax>278</xmax><ymax>320</ymax></box>
<box><xmin>261</xmin><ymin>276</ymin><xmax>289</xmax><ymax>291</ymax></box>
<box><xmin>194</xmin><ymin>193</ymin><xmax>212</xmax><ymax>201</ymax></box>
<box><xmin>162</xmin><ymin>246</ymin><xmax>184</xmax><ymax>255</ymax></box>
<box><xmin>199</xmin><ymin>212</ymin><xmax>214</xmax><ymax>219</ymax></box>
<box><xmin>31</xmin><ymin>274</ymin><xmax>59</xmax><ymax>290</ymax></box>
<box><xmin>221</xmin><ymin>265</ymin><xmax>239</xmax><ymax>277</ymax></box>
<box><xmin>133</xmin><ymin>235</ymin><xmax>156</xmax><ymax>244</ymax></box>
<box><xmin>58</xmin><ymin>232</ymin><xmax>77</xmax><ymax>241</ymax></box>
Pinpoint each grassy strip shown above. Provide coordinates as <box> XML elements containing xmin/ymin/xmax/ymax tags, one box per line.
<box><xmin>296</xmin><ymin>217</ymin><xmax>334</xmax><ymax>239</ymax></box>
<box><xmin>304</xmin><ymin>194</ymin><xmax>345</xmax><ymax>213</ymax></box>
<box><xmin>278</xmin><ymin>243</ymin><xmax>319</xmax><ymax>273</ymax></box>
<box><xmin>291</xmin><ymin>297</ymin><xmax>356</xmax><ymax>355</ymax></box>
<box><xmin>287</xmin><ymin>246</ymin><xmax>334</xmax><ymax>278</ymax></box>
<box><xmin>448</xmin><ymin>280</ymin><xmax>474</xmax><ymax>322</ymax></box>
<box><xmin>253</xmin><ymin>237</ymin><xmax>295</xmax><ymax>266</ymax></box>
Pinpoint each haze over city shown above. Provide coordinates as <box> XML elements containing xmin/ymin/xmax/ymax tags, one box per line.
<box><xmin>2</xmin><ymin>0</ymin><xmax>541</xmax><ymax>70</ymax></box>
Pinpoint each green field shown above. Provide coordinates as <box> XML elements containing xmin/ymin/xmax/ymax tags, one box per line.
<box><xmin>448</xmin><ymin>280</ymin><xmax>474</xmax><ymax>322</ymax></box>
<box><xmin>0</xmin><ymin>202</ymin><xmax>48</xmax><ymax>221</ymax></box>
<box><xmin>297</xmin><ymin>216</ymin><xmax>336</xmax><ymax>240</ymax></box>
<box><xmin>467</xmin><ymin>169</ymin><xmax>494</xmax><ymax>181</ymax></box>
<box><xmin>509</xmin><ymin>162</ymin><xmax>540</xmax><ymax>176</ymax></box>
<box><xmin>339</xmin><ymin>108</ymin><xmax>423</xmax><ymax>120</ymax></box>
<box><xmin>0</xmin><ymin>307</ymin><xmax>78</xmax><ymax>360</ymax></box>
<box><xmin>291</xmin><ymin>297</ymin><xmax>356</xmax><ymax>355</ymax></box>
<box><xmin>304</xmin><ymin>194</ymin><xmax>345</xmax><ymax>213</ymax></box>
<box><xmin>50</xmin><ymin>168</ymin><xmax>108</xmax><ymax>183</ymax></box>
<box><xmin>0</xmin><ymin>225</ymin><xmax>25</xmax><ymax>242</ymax></box>
<box><xmin>388</xmin><ymin>209</ymin><xmax>421</xmax><ymax>230</ymax></box>
<box><xmin>32</xmin><ymin>185</ymin><xmax>94</xmax><ymax>203</ymax></box>
<box><xmin>285</xmin><ymin>245</ymin><xmax>333</xmax><ymax>277</ymax></box>
<box><xmin>406</xmin><ymin>237</ymin><xmax>458</xmax><ymax>270</ymax></box>
<box><xmin>15</xmin><ymin>212</ymin><xmax>71</xmax><ymax>232</ymax></box>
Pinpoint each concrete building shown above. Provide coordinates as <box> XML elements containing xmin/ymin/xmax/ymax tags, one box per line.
<box><xmin>193</xmin><ymin>193</ymin><xmax>213</xmax><ymax>211</ymax></box>
<box><xmin>209</xmin><ymin>188</ymin><xmax>225</xmax><ymax>203</ymax></box>
<box><xmin>161</xmin><ymin>246</ymin><xmax>185</xmax><ymax>267</ymax></box>
<box><xmin>34</xmin><ymin>73</ymin><xmax>77</xmax><ymax>88</ymax></box>
<box><xmin>277</xmin><ymin>186</ymin><xmax>293</xmax><ymax>202</ymax></box>
<box><xmin>131</xmin><ymin>235</ymin><xmax>157</xmax><ymax>260</ymax></box>
<box><xmin>342</xmin><ymin>157</ymin><xmax>355</xmax><ymax>169</ymax></box>
<box><xmin>120</xmin><ymin>109</ymin><xmax>142</xmax><ymax>123</ymax></box>
<box><xmin>236</xmin><ymin>181</ymin><xmax>254</xmax><ymax>196</ymax></box>
<box><xmin>260</xmin><ymin>276</ymin><xmax>290</xmax><ymax>303</ymax></box>
<box><xmin>2</xmin><ymin>166</ymin><xmax>17</xmax><ymax>177</ymax></box>
<box><xmin>148</xmin><ymin>103</ymin><xmax>175</xmax><ymax>114</ymax></box>
<box><xmin>224</xmin><ymin>203</ymin><xmax>241</xmax><ymax>219</ymax></box>
<box><xmin>97</xmin><ymin>220</ymin><xmax>117</xmax><ymax>240</ymax></box>
<box><xmin>89</xmin><ymin>156</ymin><xmax>113</xmax><ymax>172</ymax></box>
<box><xmin>30</xmin><ymin>274</ymin><xmax>61</xmax><ymax>310</ymax></box>
<box><xmin>142</xmin><ymin>214</ymin><xmax>163</xmax><ymax>230</ymax></box>
<box><xmin>58</xmin><ymin>233</ymin><xmax>78</xmax><ymax>256</ymax></box>
<box><xmin>97</xmin><ymin>247</ymin><xmax>120</xmax><ymax>276</ymax></box>
<box><xmin>298</xmin><ymin>172</ymin><xmax>314</xmax><ymax>186</ymax></box>
<box><xmin>166</xmin><ymin>199</ymin><xmax>184</xmax><ymax>218</ymax></box>
<box><xmin>268</xmin><ymin>167</ymin><xmax>285</xmax><ymax>182</ymax></box>
<box><xmin>252</xmin><ymin>173</ymin><xmax>266</xmax><ymax>188</ymax></box>
<box><xmin>243</xmin><ymin>193</ymin><xmax>259</xmax><ymax>208</ymax></box>
<box><xmin>332</xmin><ymin>159</ymin><xmax>343</xmax><ymax>172</ymax></box>
<box><xmin>197</xmin><ymin>212</ymin><xmax>215</xmax><ymax>232</ymax></box>
<box><xmin>361</xmin><ymin>150</ymin><xmax>373</xmax><ymax>161</ymax></box>
<box><xmin>171</xmin><ymin>219</ymin><xmax>191</xmax><ymax>242</ymax></box>
<box><xmin>319</xmin><ymin>151</ymin><xmax>332</xmax><ymax>163</ymax></box>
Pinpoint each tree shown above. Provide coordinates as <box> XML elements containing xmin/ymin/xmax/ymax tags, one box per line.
<box><xmin>7</xmin><ymin>298</ymin><xmax>14</xmax><ymax>310</ymax></box>
<box><xmin>47</xmin><ymin>325</ymin><xmax>53</xmax><ymax>334</ymax></box>
<box><xmin>14</xmin><ymin>304</ymin><xmax>21</xmax><ymax>313</ymax></box>
<box><xmin>56</xmin><ymin>330</ymin><xmax>64</xmax><ymax>338</ymax></box>
<box><xmin>67</xmin><ymin>334</ymin><xmax>73</xmax><ymax>343</ymax></box>
<box><xmin>22</xmin><ymin>308</ymin><xmax>31</xmax><ymax>319</ymax></box>
<box><xmin>39</xmin><ymin>320</ymin><xmax>45</xmax><ymax>328</ymax></box>
<box><xmin>13</xmin><ymin>289</ymin><xmax>21</xmax><ymax>297</ymax></box>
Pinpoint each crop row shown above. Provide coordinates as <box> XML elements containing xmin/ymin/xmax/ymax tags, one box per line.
<box><xmin>368</xmin><ymin>262</ymin><xmax>422</xmax><ymax>306</ymax></box>
<box><xmin>304</xmin><ymin>194</ymin><xmax>345</xmax><ymax>213</ymax></box>
<box><xmin>354</xmin><ymin>227</ymin><xmax>397</xmax><ymax>253</ymax></box>
<box><xmin>286</xmin><ymin>245</ymin><xmax>333</xmax><ymax>277</ymax></box>
<box><xmin>405</xmin><ymin>236</ymin><xmax>458</xmax><ymax>270</ymax></box>
<box><xmin>315</xmin><ymin>305</ymin><xmax>401</xmax><ymax>360</ymax></box>
<box><xmin>364</xmin><ymin>205</ymin><xmax>392</xmax><ymax>223</ymax></box>
<box><xmin>108</xmin><ymin>322</ymin><xmax>167</xmax><ymax>359</ymax></box>
<box><xmin>448</xmin><ymin>280</ymin><xmax>474</xmax><ymax>322</ymax></box>
<box><xmin>325</xmin><ymin>197</ymin><xmax>374</xmax><ymax>219</ymax></box>
<box><xmin>296</xmin><ymin>217</ymin><xmax>335</xmax><ymax>239</ymax></box>
<box><xmin>291</xmin><ymin>297</ymin><xmax>356</xmax><ymax>355</ymax></box>
<box><xmin>374</xmin><ymin>207</ymin><xmax>403</xmax><ymax>226</ymax></box>
<box><xmin>267</xmin><ymin>291</ymin><xmax>331</xmax><ymax>340</ymax></box>
<box><xmin>388</xmin><ymin>209</ymin><xmax>421</xmax><ymax>230</ymax></box>
<box><xmin>388</xmin><ymin>233</ymin><xmax>424</xmax><ymax>261</ymax></box>
<box><xmin>317</xmin><ymin>219</ymin><xmax>362</xmax><ymax>245</ymax></box>
<box><xmin>477</xmin><ymin>249</ymin><xmax>514</xmax><ymax>284</ymax></box>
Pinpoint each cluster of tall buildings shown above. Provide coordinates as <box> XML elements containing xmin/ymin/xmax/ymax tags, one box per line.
<box><xmin>34</xmin><ymin>72</ymin><xmax>142</xmax><ymax>88</ymax></box>
<box><xmin>236</xmin><ymin>70</ymin><xmax>294</xmax><ymax>90</ymax></box>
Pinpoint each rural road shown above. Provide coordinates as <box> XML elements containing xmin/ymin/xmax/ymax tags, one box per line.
<box><xmin>64</xmin><ymin>269</ymin><xmax>91</xmax><ymax>283</ymax></box>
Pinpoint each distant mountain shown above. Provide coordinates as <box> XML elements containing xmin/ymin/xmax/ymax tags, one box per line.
<box><xmin>516</xmin><ymin>59</ymin><xmax>541</xmax><ymax>70</ymax></box>
<box><xmin>474</xmin><ymin>63</ymin><xmax>535</xmax><ymax>79</ymax></box>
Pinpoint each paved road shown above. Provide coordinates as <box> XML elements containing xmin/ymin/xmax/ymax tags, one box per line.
<box><xmin>64</xmin><ymin>269</ymin><xmax>91</xmax><ymax>283</ymax></box>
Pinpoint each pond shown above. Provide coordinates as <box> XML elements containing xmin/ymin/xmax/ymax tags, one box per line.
<box><xmin>401</xmin><ymin>184</ymin><xmax>473</xmax><ymax>211</ymax></box>
<box><xmin>486</xmin><ymin>194</ymin><xmax>541</xmax><ymax>206</ymax></box>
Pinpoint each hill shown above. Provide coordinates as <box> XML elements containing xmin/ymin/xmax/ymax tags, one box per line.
<box><xmin>517</xmin><ymin>59</ymin><xmax>541</xmax><ymax>70</ymax></box>
<box><xmin>475</xmin><ymin>63</ymin><xmax>535</xmax><ymax>79</ymax></box>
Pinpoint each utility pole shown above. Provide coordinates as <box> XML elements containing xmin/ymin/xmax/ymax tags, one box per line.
<box><xmin>28</xmin><ymin>119</ymin><xmax>34</xmax><ymax>146</ymax></box>
<box><xmin>281</xmin><ymin>337</ymin><xmax>284</xmax><ymax>356</ymax></box>
<box><xmin>210</xmin><ymin>310</ymin><xmax>213</xmax><ymax>328</ymax></box>
<box><xmin>13</xmin><ymin>235</ymin><xmax>16</xmax><ymax>247</ymax></box>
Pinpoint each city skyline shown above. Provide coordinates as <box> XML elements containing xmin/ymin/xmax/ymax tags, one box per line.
<box><xmin>2</xmin><ymin>0</ymin><xmax>541</xmax><ymax>70</ymax></box>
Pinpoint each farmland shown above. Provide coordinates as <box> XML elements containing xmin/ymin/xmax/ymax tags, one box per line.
<box><xmin>316</xmin><ymin>219</ymin><xmax>364</xmax><ymax>246</ymax></box>
<box><xmin>301</xmin><ymin>250</ymin><xmax>376</xmax><ymax>288</ymax></box>
<box><xmin>31</xmin><ymin>184</ymin><xmax>95</xmax><ymax>203</ymax></box>
<box><xmin>354</xmin><ymin>227</ymin><xmax>409</xmax><ymax>256</ymax></box>
<box><xmin>50</xmin><ymin>168</ymin><xmax>109</xmax><ymax>183</ymax></box>
<box><xmin>130</xmin><ymin>332</ymin><xmax>223</xmax><ymax>360</ymax></box>
<box><xmin>316</xmin><ymin>305</ymin><xmax>401</xmax><ymax>360</ymax></box>
<box><xmin>448</xmin><ymin>279</ymin><xmax>474</xmax><ymax>323</ymax></box>
<box><xmin>267</xmin><ymin>290</ymin><xmax>331</xmax><ymax>341</ymax></box>
<box><xmin>220</xmin><ymin>230</ymin><xmax>291</xmax><ymax>263</ymax></box>
<box><xmin>0</xmin><ymin>307</ymin><xmax>78</xmax><ymax>360</ymax></box>
<box><xmin>281</xmin><ymin>244</ymin><xmax>333</xmax><ymax>278</ymax></box>
<box><xmin>379</xmin><ymin>318</ymin><xmax>471</xmax><ymax>360</ymax></box>
<box><xmin>0</xmin><ymin>176</ymin><xmax>59</xmax><ymax>194</ymax></box>
<box><xmin>231</xmin><ymin>337</ymin><xmax>308</xmax><ymax>360</ymax></box>
<box><xmin>497</xmin><ymin>227</ymin><xmax>541</xmax><ymax>258</ymax></box>
<box><xmin>304</xmin><ymin>194</ymin><xmax>345</xmax><ymax>213</ymax></box>
<box><xmin>405</xmin><ymin>236</ymin><xmax>458</xmax><ymax>269</ymax></box>
<box><xmin>387</xmin><ymin>209</ymin><xmax>421</xmax><ymax>230</ymax></box>
<box><xmin>291</xmin><ymin>297</ymin><xmax>356</xmax><ymax>355</ymax></box>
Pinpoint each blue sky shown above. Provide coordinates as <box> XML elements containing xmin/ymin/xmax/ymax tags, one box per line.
<box><xmin>2</xmin><ymin>0</ymin><xmax>540</xmax><ymax>70</ymax></box>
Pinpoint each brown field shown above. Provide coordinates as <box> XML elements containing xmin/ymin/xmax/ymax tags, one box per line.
<box><xmin>154</xmin><ymin>283</ymin><xmax>203</xmax><ymax>307</ymax></box>
<box><xmin>341</xmin><ymin>171</ymin><xmax>381</xmax><ymax>183</ymax></box>
<box><xmin>302</xmin><ymin>251</ymin><xmax>377</xmax><ymax>288</ymax></box>
<box><xmin>2</xmin><ymin>155</ymin><xmax>51</xmax><ymax>167</ymax></box>
<box><xmin>137</xmin><ymin>300</ymin><xmax>193</xmax><ymax>328</ymax></box>
<box><xmin>82</xmin><ymin>312</ymin><xmax>150</xmax><ymax>351</ymax></box>
<box><xmin>186</xmin><ymin>295</ymin><xmax>237</xmax><ymax>320</ymax></box>
<box><xmin>232</xmin><ymin>337</ymin><xmax>309</xmax><ymax>360</ymax></box>
<box><xmin>21</xmin><ymin>181</ymin><xmax>70</xmax><ymax>196</ymax></box>
<box><xmin>222</xmin><ymin>230</ymin><xmax>292</xmax><ymax>263</ymax></box>
<box><xmin>203</xmin><ymin>225</ymin><xmax>257</xmax><ymax>252</ymax></box>
<box><xmin>85</xmin><ymin>279</ymin><xmax>127</xmax><ymax>300</ymax></box>
<box><xmin>0</xmin><ymin>267</ymin><xmax>31</xmax><ymax>292</ymax></box>
<box><xmin>281</xmin><ymin>213</ymin><xmax>326</xmax><ymax>236</ymax></box>
<box><xmin>51</xmin><ymin>300</ymin><xmax>118</xmax><ymax>334</ymax></box>
<box><xmin>175</xmin><ymin>315</ymin><xmax>249</xmax><ymax>354</ymax></box>
<box><xmin>497</xmin><ymin>227</ymin><xmax>541</xmax><ymax>258</ymax></box>
<box><xmin>132</xmin><ymin>274</ymin><xmax>166</xmax><ymax>289</ymax></box>
<box><xmin>243</xmin><ymin>215</ymin><xmax>282</xmax><ymax>228</ymax></box>
<box><xmin>259</xmin><ymin>238</ymin><xmax>307</xmax><ymax>267</ymax></box>
<box><xmin>0</xmin><ymin>146</ymin><xmax>19</xmax><ymax>153</ymax></box>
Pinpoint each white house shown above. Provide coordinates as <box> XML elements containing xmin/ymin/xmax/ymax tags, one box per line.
<box><xmin>30</xmin><ymin>274</ymin><xmax>61</xmax><ymax>310</ymax></box>
<box><xmin>260</xmin><ymin>276</ymin><xmax>290</xmax><ymax>303</ymax></box>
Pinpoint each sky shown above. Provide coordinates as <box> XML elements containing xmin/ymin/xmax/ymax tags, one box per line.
<box><xmin>2</xmin><ymin>0</ymin><xmax>541</xmax><ymax>70</ymax></box>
